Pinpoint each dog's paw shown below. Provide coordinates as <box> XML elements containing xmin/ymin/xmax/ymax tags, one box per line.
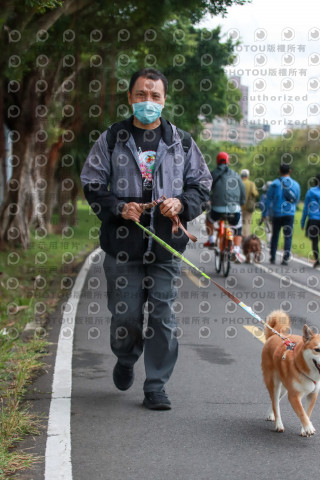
<box><xmin>300</xmin><ymin>423</ymin><xmax>316</xmax><ymax>437</ymax></box>
<box><xmin>275</xmin><ymin>420</ymin><xmax>285</xmax><ymax>432</ymax></box>
<box><xmin>266</xmin><ymin>412</ymin><xmax>275</xmax><ymax>422</ymax></box>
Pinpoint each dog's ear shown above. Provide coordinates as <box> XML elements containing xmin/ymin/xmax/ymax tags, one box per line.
<box><xmin>303</xmin><ymin>324</ymin><xmax>314</xmax><ymax>342</ymax></box>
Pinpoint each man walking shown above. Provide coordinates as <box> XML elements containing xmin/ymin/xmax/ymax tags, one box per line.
<box><xmin>81</xmin><ymin>68</ymin><xmax>212</xmax><ymax>409</ymax></box>
<box><xmin>262</xmin><ymin>164</ymin><xmax>300</xmax><ymax>266</ymax></box>
<box><xmin>240</xmin><ymin>169</ymin><xmax>259</xmax><ymax>237</ymax></box>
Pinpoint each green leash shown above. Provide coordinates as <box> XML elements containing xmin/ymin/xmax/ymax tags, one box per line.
<box><xmin>135</xmin><ymin>221</ymin><xmax>295</xmax><ymax>349</ymax></box>
<box><xmin>136</xmin><ymin>221</ymin><xmax>210</xmax><ymax>278</ymax></box>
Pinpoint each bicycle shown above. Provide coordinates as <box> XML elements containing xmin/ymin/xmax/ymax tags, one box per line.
<box><xmin>213</xmin><ymin>216</ymin><xmax>234</xmax><ymax>277</ymax></box>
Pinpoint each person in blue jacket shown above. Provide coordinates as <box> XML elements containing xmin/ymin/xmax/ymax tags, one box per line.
<box><xmin>301</xmin><ymin>173</ymin><xmax>320</xmax><ymax>269</ymax></box>
<box><xmin>262</xmin><ymin>164</ymin><xmax>300</xmax><ymax>266</ymax></box>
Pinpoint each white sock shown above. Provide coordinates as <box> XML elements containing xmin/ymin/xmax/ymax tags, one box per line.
<box><xmin>209</xmin><ymin>235</ymin><xmax>215</xmax><ymax>243</ymax></box>
<box><xmin>233</xmin><ymin>245</ymin><xmax>240</xmax><ymax>253</ymax></box>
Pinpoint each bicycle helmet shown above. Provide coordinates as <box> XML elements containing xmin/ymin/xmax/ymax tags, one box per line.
<box><xmin>216</xmin><ymin>151</ymin><xmax>229</xmax><ymax>164</ymax></box>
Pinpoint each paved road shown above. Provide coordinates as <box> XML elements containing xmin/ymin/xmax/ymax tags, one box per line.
<box><xmin>21</xmin><ymin>216</ymin><xmax>320</xmax><ymax>480</ymax></box>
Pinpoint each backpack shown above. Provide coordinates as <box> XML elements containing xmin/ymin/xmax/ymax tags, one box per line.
<box><xmin>210</xmin><ymin>167</ymin><xmax>242</xmax><ymax>207</ymax></box>
<box><xmin>106</xmin><ymin>121</ymin><xmax>192</xmax><ymax>155</ymax></box>
<box><xmin>280</xmin><ymin>178</ymin><xmax>297</xmax><ymax>203</ymax></box>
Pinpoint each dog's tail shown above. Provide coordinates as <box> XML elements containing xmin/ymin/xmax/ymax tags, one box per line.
<box><xmin>264</xmin><ymin>310</ymin><xmax>291</xmax><ymax>340</ymax></box>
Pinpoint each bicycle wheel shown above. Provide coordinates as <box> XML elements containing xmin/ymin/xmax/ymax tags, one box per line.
<box><xmin>222</xmin><ymin>240</ymin><xmax>232</xmax><ymax>277</ymax></box>
<box><xmin>214</xmin><ymin>247</ymin><xmax>222</xmax><ymax>273</ymax></box>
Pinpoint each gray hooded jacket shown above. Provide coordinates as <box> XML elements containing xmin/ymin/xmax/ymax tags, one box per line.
<box><xmin>81</xmin><ymin>116</ymin><xmax>212</xmax><ymax>261</ymax></box>
<box><xmin>210</xmin><ymin>165</ymin><xmax>246</xmax><ymax>213</ymax></box>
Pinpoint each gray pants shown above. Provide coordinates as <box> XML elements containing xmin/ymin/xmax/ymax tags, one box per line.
<box><xmin>103</xmin><ymin>253</ymin><xmax>181</xmax><ymax>393</ymax></box>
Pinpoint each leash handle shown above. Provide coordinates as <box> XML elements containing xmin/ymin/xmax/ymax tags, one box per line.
<box><xmin>139</xmin><ymin>196</ymin><xmax>197</xmax><ymax>242</ymax></box>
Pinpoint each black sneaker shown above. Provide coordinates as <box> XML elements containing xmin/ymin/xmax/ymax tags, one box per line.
<box><xmin>143</xmin><ymin>391</ymin><xmax>172</xmax><ymax>410</ymax></box>
<box><xmin>113</xmin><ymin>361</ymin><xmax>134</xmax><ymax>391</ymax></box>
<box><xmin>281</xmin><ymin>259</ymin><xmax>288</xmax><ymax>266</ymax></box>
<box><xmin>314</xmin><ymin>261</ymin><xmax>320</xmax><ymax>269</ymax></box>
<box><xmin>270</xmin><ymin>258</ymin><xmax>275</xmax><ymax>264</ymax></box>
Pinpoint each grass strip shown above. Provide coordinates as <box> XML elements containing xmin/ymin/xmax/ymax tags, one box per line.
<box><xmin>253</xmin><ymin>204</ymin><xmax>314</xmax><ymax>260</ymax></box>
<box><xmin>0</xmin><ymin>201</ymin><xmax>99</xmax><ymax>479</ymax></box>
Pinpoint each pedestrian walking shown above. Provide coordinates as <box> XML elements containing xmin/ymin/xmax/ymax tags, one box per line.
<box><xmin>259</xmin><ymin>180</ymin><xmax>273</xmax><ymax>247</ymax></box>
<box><xmin>301</xmin><ymin>173</ymin><xmax>320</xmax><ymax>269</ymax></box>
<box><xmin>80</xmin><ymin>68</ymin><xmax>212</xmax><ymax>410</ymax></box>
<box><xmin>262</xmin><ymin>164</ymin><xmax>300</xmax><ymax>265</ymax></box>
<box><xmin>204</xmin><ymin>152</ymin><xmax>246</xmax><ymax>263</ymax></box>
<box><xmin>240</xmin><ymin>169</ymin><xmax>259</xmax><ymax>237</ymax></box>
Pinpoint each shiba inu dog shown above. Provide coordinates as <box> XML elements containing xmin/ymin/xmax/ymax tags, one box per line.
<box><xmin>261</xmin><ymin>310</ymin><xmax>320</xmax><ymax>436</ymax></box>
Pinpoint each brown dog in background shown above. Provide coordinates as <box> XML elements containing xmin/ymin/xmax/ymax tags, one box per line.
<box><xmin>242</xmin><ymin>234</ymin><xmax>261</xmax><ymax>263</ymax></box>
<box><xmin>261</xmin><ymin>310</ymin><xmax>320</xmax><ymax>437</ymax></box>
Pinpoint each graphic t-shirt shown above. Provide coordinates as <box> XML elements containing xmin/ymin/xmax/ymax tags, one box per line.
<box><xmin>131</xmin><ymin>124</ymin><xmax>161</xmax><ymax>203</ymax></box>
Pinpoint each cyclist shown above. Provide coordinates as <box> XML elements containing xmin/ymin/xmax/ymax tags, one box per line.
<box><xmin>204</xmin><ymin>151</ymin><xmax>246</xmax><ymax>263</ymax></box>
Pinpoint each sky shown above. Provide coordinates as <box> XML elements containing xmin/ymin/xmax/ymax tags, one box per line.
<box><xmin>199</xmin><ymin>0</ymin><xmax>320</xmax><ymax>134</ymax></box>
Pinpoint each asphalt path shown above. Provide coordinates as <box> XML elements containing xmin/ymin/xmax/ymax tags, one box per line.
<box><xmin>21</xmin><ymin>215</ymin><xmax>320</xmax><ymax>480</ymax></box>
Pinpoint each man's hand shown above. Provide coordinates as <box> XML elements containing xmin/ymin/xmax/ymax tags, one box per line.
<box><xmin>159</xmin><ymin>198</ymin><xmax>182</xmax><ymax>218</ymax></box>
<box><xmin>121</xmin><ymin>202</ymin><xmax>143</xmax><ymax>222</ymax></box>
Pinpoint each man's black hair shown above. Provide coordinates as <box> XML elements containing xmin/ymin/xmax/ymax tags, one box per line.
<box><xmin>129</xmin><ymin>68</ymin><xmax>168</xmax><ymax>95</ymax></box>
<box><xmin>280</xmin><ymin>164</ymin><xmax>291</xmax><ymax>174</ymax></box>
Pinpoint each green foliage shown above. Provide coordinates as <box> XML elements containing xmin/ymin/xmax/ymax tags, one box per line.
<box><xmin>159</xmin><ymin>23</ymin><xmax>241</xmax><ymax>134</ymax></box>
<box><xmin>202</xmin><ymin>128</ymin><xmax>320</xmax><ymax>198</ymax></box>
<box><xmin>236</xmin><ymin>128</ymin><xmax>320</xmax><ymax>198</ymax></box>
<box><xmin>1</xmin><ymin>0</ymin><xmax>249</xmax><ymax>135</ymax></box>
<box><xmin>24</xmin><ymin>0</ymin><xmax>62</xmax><ymax>10</ymax></box>
<box><xmin>0</xmin><ymin>201</ymin><xmax>100</xmax><ymax>330</ymax></box>
<box><xmin>196</xmin><ymin>136</ymin><xmax>245</xmax><ymax>171</ymax></box>
<box><xmin>1</xmin><ymin>0</ymin><xmax>249</xmax><ymax>239</ymax></box>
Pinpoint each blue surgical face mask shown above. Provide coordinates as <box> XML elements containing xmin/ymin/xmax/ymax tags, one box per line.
<box><xmin>132</xmin><ymin>101</ymin><xmax>163</xmax><ymax>125</ymax></box>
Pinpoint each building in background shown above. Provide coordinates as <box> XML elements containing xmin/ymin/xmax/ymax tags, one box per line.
<box><xmin>206</xmin><ymin>76</ymin><xmax>271</xmax><ymax>146</ymax></box>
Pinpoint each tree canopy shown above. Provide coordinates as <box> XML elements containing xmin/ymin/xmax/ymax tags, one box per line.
<box><xmin>0</xmin><ymin>0</ymin><xmax>249</xmax><ymax>248</ymax></box>
<box><xmin>236</xmin><ymin>129</ymin><xmax>320</xmax><ymax>198</ymax></box>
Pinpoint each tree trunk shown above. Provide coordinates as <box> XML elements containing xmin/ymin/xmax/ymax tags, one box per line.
<box><xmin>70</xmin><ymin>181</ymin><xmax>79</xmax><ymax>226</ymax></box>
<box><xmin>42</xmin><ymin>137</ymin><xmax>63</xmax><ymax>230</ymax></box>
<box><xmin>109</xmin><ymin>47</ymin><xmax>117</xmax><ymax>122</ymax></box>
<box><xmin>0</xmin><ymin>81</ymin><xmax>7</xmax><ymax>204</ymax></box>
<box><xmin>57</xmin><ymin>168</ymin><xmax>71</xmax><ymax>231</ymax></box>
<box><xmin>0</xmin><ymin>135</ymin><xmax>41</xmax><ymax>249</ymax></box>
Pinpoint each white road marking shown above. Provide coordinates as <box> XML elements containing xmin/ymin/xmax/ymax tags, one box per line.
<box><xmin>45</xmin><ymin>249</ymin><xmax>101</xmax><ymax>480</ymax></box>
<box><xmin>184</xmin><ymin>255</ymin><xmax>320</xmax><ymax>299</ymax></box>
<box><xmin>183</xmin><ymin>255</ymin><xmax>320</xmax><ymax>344</ymax></box>
<box><xmin>256</xmin><ymin>262</ymin><xmax>320</xmax><ymax>298</ymax></box>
